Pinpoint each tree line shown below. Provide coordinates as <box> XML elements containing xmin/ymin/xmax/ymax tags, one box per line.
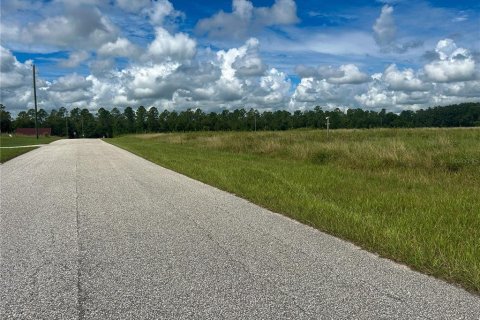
<box><xmin>1</xmin><ymin>103</ymin><xmax>479</xmax><ymax>138</ymax></box>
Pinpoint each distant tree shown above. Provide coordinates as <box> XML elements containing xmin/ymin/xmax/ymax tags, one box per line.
<box><xmin>37</xmin><ymin>109</ymin><xmax>48</xmax><ymax>125</ymax></box>
<box><xmin>124</xmin><ymin>107</ymin><xmax>136</xmax><ymax>133</ymax></box>
<box><xmin>146</xmin><ymin>107</ymin><xmax>159</xmax><ymax>132</ymax></box>
<box><xmin>81</xmin><ymin>109</ymin><xmax>96</xmax><ymax>138</ymax></box>
<box><xmin>158</xmin><ymin>109</ymin><xmax>170</xmax><ymax>132</ymax></box>
<box><xmin>111</xmin><ymin>107</ymin><xmax>126</xmax><ymax>136</ymax></box>
<box><xmin>69</xmin><ymin>108</ymin><xmax>84</xmax><ymax>138</ymax></box>
<box><xmin>96</xmin><ymin>108</ymin><xmax>113</xmax><ymax>138</ymax></box>
<box><xmin>166</xmin><ymin>110</ymin><xmax>179</xmax><ymax>131</ymax></box>
<box><xmin>136</xmin><ymin>106</ymin><xmax>147</xmax><ymax>133</ymax></box>
<box><xmin>14</xmin><ymin>109</ymin><xmax>35</xmax><ymax>129</ymax></box>
<box><xmin>46</xmin><ymin>108</ymin><xmax>66</xmax><ymax>136</ymax></box>
<box><xmin>7</xmin><ymin>102</ymin><xmax>480</xmax><ymax>135</ymax></box>
<box><xmin>0</xmin><ymin>104</ymin><xmax>12</xmax><ymax>133</ymax></box>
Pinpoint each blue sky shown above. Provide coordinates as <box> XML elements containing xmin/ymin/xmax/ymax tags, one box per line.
<box><xmin>1</xmin><ymin>0</ymin><xmax>479</xmax><ymax>114</ymax></box>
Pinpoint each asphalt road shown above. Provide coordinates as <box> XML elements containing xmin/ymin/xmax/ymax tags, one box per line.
<box><xmin>1</xmin><ymin>139</ymin><xmax>479</xmax><ymax>319</ymax></box>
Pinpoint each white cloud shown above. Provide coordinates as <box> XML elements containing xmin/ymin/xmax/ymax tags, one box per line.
<box><xmin>353</xmin><ymin>82</ymin><xmax>430</xmax><ymax>111</ymax></box>
<box><xmin>295</xmin><ymin>64</ymin><xmax>369</xmax><ymax>84</ymax></box>
<box><xmin>328</xmin><ymin>64</ymin><xmax>370</xmax><ymax>84</ymax></box>
<box><xmin>127</xmin><ymin>62</ymin><xmax>181</xmax><ymax>99</ymax></box>
<box><xmin>116</xmin><ymin>0</ymin><xmax>150</xmax><ymax>13</ymax></box>
<box><xmin>88</xmin><ymin>59</ymin><xmax>115</xmax><ymax>77</ymax></box>
<box><xmin>59</xmin><ymin>51</ymin><xmax>90</xmax><ymax>68</ymax></box>
<box><xmin>355</xmin><ymin>86</ymin><xmax>392</xmax><ymax>109</ymax></box>
<box><xmin>49</xmin><ymin>73</ymin><xmax>93</xmax><ymax>93</ymax></box>
<box><xmin>265</xmin><ymin>30</ymin><xmax>378</xmax><ymax>57</ymax></box>
<box><xmin>196</xmin><ymin>0</ymin><xmax>299</xmax><ymax>39</ymax></box>
<box><xmin>372</xmin><ymin>5</ymin><xmax>422</xmax><ymax>53</ymax></box>
<box><xmin>438</xmin><ymin>80</ymin><xmax>480</xmax><ymax>98</ymax></box>
<box><xmin>0</xmin><ymin>46</ymin><xmax>32</xmax><ymax>89</ymax></box>
<box><xmin>424</xmin><ymin>39</ymin><xmax>476</xmax><ymax>82</ymax></box>
<box><xmin>146</xmin><ymin>27</ymin><xmax>196</xmax><ymax>62</ymax></box>
<box><xmin>290</xmin><ymin>77</ymin><xmax>364</xmax><ymax>109</ymax></box>
<box><xmin>232</xmin><ymin>38</ymin><xmax>266</xmax><ymax>77</ymax></box>
<box><xmin>0</xmin><ymin>6</ymin><xmax>118</xmax><ymax>52</ymax></box>
<box><xmin>2</xmin><ymin>23</ymin><xmax>480</xmax><ymax>115</ymax></box>
<box><xmin>382</xmin><ymin>64</ymin><xmax>430</xmax><ymax>91</ymax></box>
<box><xmin>373</xmin><ymin>5</ymin><xmax>396</xmax><ymax>47</ymax></box>
<box><xmin>98</xmin><ymin>38</ymin><xmax>139</xmax><ymax>57</ymax></box>
<box><xmin>0</xmin><ymin>46</ymin><xmax>18</xmax><ymax>73</ymax></box>
<box><xmin>146</xmin><ymin>0</ymin><xmax>184</xmax><ymax>25</ymax></box>
<box><xmin>257</xmin><ymin>68</ymin><xmax>291</xmax><ymax>104</ymax></box>
<box><xmin>255</xmin><ymin>0</ymin><xmax>299</xmax><ymax>25</ymax></box>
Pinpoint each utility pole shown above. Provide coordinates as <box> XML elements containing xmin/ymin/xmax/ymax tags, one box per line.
<box><xmin>65</xmin><ymin>111</ymin><xmax>68</xmax><ymax>137</ymax></box>
<box><xmin>254</xmin><ymin>113</ymin><xmax>257</xmax><ymax>132</ymax></box>
<box><xmin>33</xmin><ymin>64</ymin><xmax>39</xmax><ymax>139</ymax></box>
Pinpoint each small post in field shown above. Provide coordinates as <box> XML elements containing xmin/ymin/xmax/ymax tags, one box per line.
<box><xmin>326</xmin><ymin>116</ymin><xmax>330</xmax><ymax>139</ymax></box>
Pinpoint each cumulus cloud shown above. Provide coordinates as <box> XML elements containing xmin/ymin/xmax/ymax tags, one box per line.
<box><xmin>0</xmin><ymin>46</ymin><xmax>32</xmax><ymax>90</ymax></box>
<box><xmin>372</xmin><ymin>5</ymin><xmax>422</xmax><ymax>53</ymax></box>
<box><xmin>0</xmin><ymin>46</ymin><xmax>18</xmax><ymax>73</ymax></box>
<box><xmin>295</xmin><ymin>64</ymin><xmax>369</xmax><ymax>84</ymax></box>
<box><xmin>439</xmin><ymin>80</ymin><xmax>480</xmax><ymax>97</ymax></box>
<box><xmin>382</xmin><ymin>64</ymin><xmax>430</xmax><ymax>91</ymax></box>
<box><xmin>328</xmin><ymin>64</ymin><xmax>370</xmax><ymax>84</ymax></box>
<box><xmin>1</xmin><ymin>6</ymin><xmax>117</xmax><ymax>52</ymax></box>
<box><xmin>28</xmin><ymin>38</ymin><xmax>288</xmax><ymax>111</ymax></box>
<box><xmin>196</xmin><ymin>0</ymin><xmax>299</xmax><ymax>39</ymax></box>
<box><xmin>88</xmin><ymin>59</ymin><xmax>115</xmax><ymax>77</ymax></box>
<box><xmin>146</xmin><ymin>0</ymin><xmax>184</xmax><ymax>25</ymax></box>
<box><xmin>59</xmin><ymin>51</ymin><xmax>90</xmax><ymax>68</ymax></box>
<box><xmin>354</xmin><ymin>85</ymin><xmax>430</xmax><ymax>111</ymax></box>
<box><xmin>49</xmin><ymin>73</ymin><xmax>93</xmax><ymax>93</ymax></box>
<box><xmin>146</xmin><ymin>27</ymin><xmax>196</xmax><ymax>62</ymax></box>
<box><xmin>424</xmin><ymin>39</ymin><xmax>476</xmax><ymax>82</ymax></box>
<box><xmin>373</xmin><ymin>5</ymin><xmax>396</xmax><ymax>47</ymax></box>
<box><xmin>353</xmin><ymin>57</ymin><xmax>478</xmax><ymax>110</ymax></box>
<box><xmin>116</xmin><ymin>0</ymin><xmax>150</xmax><ymax>13</ymax></box>
<box><xmin>98</xmin><ymin>38</ymin><xmax>139</xmax><ymax>57</ymax></box>
<box><xmin>2</xmin><ymin>6</ymin><xmax>480</xmax><ymax>116</ymax></box>
<box><xmin>257</xmin><ymin>68</ymin><xmax>291</xmax><ymax>104</ymax></box>
<box><xmin>289</xmin><ymin>76</ymin><xmax>366</xmax><ymax>110</ymax></box>
<box><xmin>232</xmin><ymin>39</ymin><xmax>266</xmax><ymax>77</ymax></box>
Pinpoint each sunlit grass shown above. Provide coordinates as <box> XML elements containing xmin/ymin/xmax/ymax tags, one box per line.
<box><xmin>109</xmin><ymin>128</ymin><xmax>480</xmax><ymax>293</ymax></box>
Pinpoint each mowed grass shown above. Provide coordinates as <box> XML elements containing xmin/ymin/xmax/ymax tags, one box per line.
<box><xmin>108</xmin><ymin>128</ymin><xmax>480</xmax><ymax>293</ymax></box>
<box><xmin>0</xmin><ymin>135</ymin><xmax>60</xmax><ymax>163</ymax></box>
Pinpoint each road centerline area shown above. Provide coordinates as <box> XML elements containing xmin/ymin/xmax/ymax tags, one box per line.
<box><xmin>1</xmin><ymin>139</ymin><xmax>479</xmax><ymax>319</ymax></box>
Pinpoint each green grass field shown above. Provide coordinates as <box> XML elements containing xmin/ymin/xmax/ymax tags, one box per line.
<box><xmin>108</xmin><ymin>128</ymin><xmax>480</xmax><ymax>293</ymax></box>
<box><xmin>0</xmin><ymin>135</ymin><xmax>60</xmax><ymax>163</ymax></box>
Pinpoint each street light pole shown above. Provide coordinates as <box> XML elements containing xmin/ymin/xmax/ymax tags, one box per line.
<box><xmin>33</xmin><ymin>64</ymin><xmax>39</xmax><ymax>140</ymax></box>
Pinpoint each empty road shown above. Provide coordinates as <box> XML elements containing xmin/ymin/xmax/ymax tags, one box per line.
<box><xmin>1</xmin><ymin>139</ymin><xmax>479</xmax><ymax>319</ymax></box>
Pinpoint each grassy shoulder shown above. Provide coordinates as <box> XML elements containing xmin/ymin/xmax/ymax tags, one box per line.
<box><xmin>0</xmin><ymin>135</ymin><xmax>60</xmax><ymax>163</ymax></box>
<box><xmin>108</xmin><ymin>128</ymin><xmax>480</xmax><ymax>293</ymax></box>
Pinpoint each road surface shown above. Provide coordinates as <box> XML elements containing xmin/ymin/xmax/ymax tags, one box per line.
<box><xmin>1</xmin><ymin>139</ymin><xmax>479</xmax><ymax>319</ymax></box>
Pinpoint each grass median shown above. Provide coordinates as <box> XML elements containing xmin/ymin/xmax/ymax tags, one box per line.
<box><xmin>0</xmin><ymin>135</ymin><xmax>60</xmax><ymax>163</ymax></box>
<box><xmin>108</xmin><ymin>128</ymin><xmax>480</xmax><ymax>293</ymax></box>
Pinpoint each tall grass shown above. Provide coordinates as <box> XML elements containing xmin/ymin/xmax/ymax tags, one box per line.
<box><xmin>109</xmin><ymin>128</ymin><xmax>480</xmax><ymax>293</ymax></box>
